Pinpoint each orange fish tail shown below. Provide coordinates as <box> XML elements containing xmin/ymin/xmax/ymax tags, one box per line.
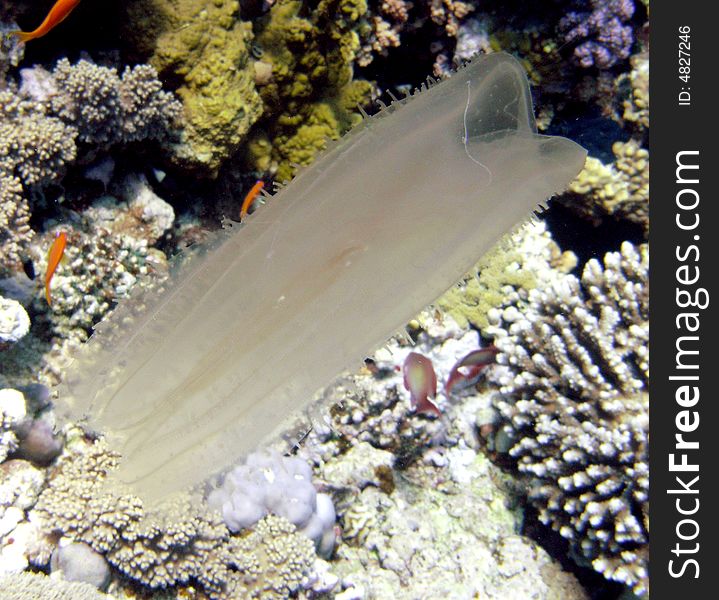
<box><xmin>9</xmin><ymin>30</ymin><xmax>36</xmax><ymax>43</ymax></box>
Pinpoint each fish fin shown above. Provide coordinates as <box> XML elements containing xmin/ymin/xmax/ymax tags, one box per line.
<box><xmin>9</xmin><ymin>30</ymin><xmax>34</xmax><ymax>43</ymax></box>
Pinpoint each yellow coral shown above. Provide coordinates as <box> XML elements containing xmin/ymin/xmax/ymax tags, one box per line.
<box><xmin>122</xmin><ymin>0</ymin><xmax>263</xmax><ymax>176</ymax></box>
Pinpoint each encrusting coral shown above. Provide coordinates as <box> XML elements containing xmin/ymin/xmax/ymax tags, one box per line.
<box><xmin>435</xmin><ymin>221</ymin><xmax>577</xmax><ymax>334</ymax></box>
<box><xmin>0</xmin><ymin>571</ymin><xmax>114</xmax><ymax>600</ymax></box>
<box><xmin>121</xmin><ymin>0</ymin><xmax>263</xmax><ymax>175</ymax></box>
<box><xmin>564</xmin><ymin>139</ymin><xmax>649</xmax><ymax>232</ymax></box>
<box><xmin>247</xmin><ymin>0</ymin><xmax>373</xmax><ymax>181</ymax></box>
<box><xmin>29</xmin><ymin>437</ymin><xmax>317</xmax><ymax>599</ymax></box>
<box><xmin>487</xmin><ymin>242</ymin><xmax>649</xmax><ymax>595</ymax></box>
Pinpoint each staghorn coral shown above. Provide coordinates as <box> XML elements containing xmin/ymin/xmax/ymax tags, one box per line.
<box><xmin>564</xmin><ymin>139</ymin><xmax>649</xmax><ymax>232</ymax></box>
<box><xmin>29</xmin><ymin>437</ymin><xmax>316</xmax><ymax>599</ymax></box>
<box><xmin>559</xmin><ymin>0</ymin><xmax>635</xmax><ymax>69</ymax></box>
<box><xmin>121</xmin><ymin>0</ymin><xmax>263</xmax><ymax>175</ymax></box>
<box><xmin>487</xmin><ymin>242</ymin><xmax>649</xmax><ymax>595</ymax></box>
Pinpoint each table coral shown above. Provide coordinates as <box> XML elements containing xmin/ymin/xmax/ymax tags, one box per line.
<box><xmin>487</xmin><ymin>242</ymin><xmax>649</xmax><ymax>595</ymax></box>
<box><xmin>121</xmin><ymin>0</ymin><xmax>263</xmax><ymax>176</ymax></box>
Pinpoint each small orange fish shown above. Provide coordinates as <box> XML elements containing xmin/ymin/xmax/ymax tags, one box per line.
<box><xmin>240</xmin><ymin>180</ymin><xmax>265</xmax><ymax>220</ymax></box>
<box><xmin>10</xmin><ymin>0</ymin><xmax>81</xmax><ymax>43</ymax></box>
<box><xmin>45</xmin><ymin>230</ymin><xmax>67</xmax><ymax>306</ymax></box>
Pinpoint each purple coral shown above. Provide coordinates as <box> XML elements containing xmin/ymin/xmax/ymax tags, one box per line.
<box><xmin>559</xmin><ymin>0</ymin><xmax>635</xmax><ymax>69</ymax></box>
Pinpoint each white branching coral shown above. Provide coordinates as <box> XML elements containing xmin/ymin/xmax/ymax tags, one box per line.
<box><xmin>29</xmin><ymin>438</ymin><xmax>316</xmax><ymax>599</ymax></box>
<box><xmin>487</xmin><ymin>242</ymin><xmax>649</xmax><ymax>595</ymax></box>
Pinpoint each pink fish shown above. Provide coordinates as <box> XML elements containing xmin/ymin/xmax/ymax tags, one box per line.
<box><xmin>403</xmin><ymin>352</ymin><xmax>440</xmax><ymax>416</ymax></box>
<box><xmin>445</xmin><ymin>346</ymin><xmax>498</xmax><ymax>395</ymax></box>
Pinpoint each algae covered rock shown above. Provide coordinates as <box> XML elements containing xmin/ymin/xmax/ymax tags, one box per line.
<box><xmin>122</xmin><ymin>0</ymin><xmax>263</xmax><ymax>176</ymax></box>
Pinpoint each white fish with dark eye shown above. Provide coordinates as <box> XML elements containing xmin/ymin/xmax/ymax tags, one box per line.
<box><xmin>58</xmin><ymin>53</ymin><xmax>587</xmax><ymax>505</ymax></box>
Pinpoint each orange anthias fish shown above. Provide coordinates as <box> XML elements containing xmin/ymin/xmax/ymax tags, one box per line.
<box><xmin>10</xmin><ymin>0</ymin><xmax>82</xmax><ymax>43</ymax></box>
<box><xmin>45</xmin><ymin>230</ymin><xmax>67</xmax><ymax>306</ymax></box>
<box><xmin>240</xmin><ymin>180</ymin><xmax>265</xmax><ymax>220</ymax></box>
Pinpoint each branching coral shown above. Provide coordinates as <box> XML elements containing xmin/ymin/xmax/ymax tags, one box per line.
<box><xmin>559</xmin><ymin>0</ymin><xmax>635</xmax><ymax>69</ymax></box>
<box><xmin>49</xmin><ymin>58</ymin><xmax>182</xmax><ymax>149</ymax></box>
<box><xmin>0</xmin><ymin>88</ymin><xmax>77</xmax><ymax>187</ymax></box>
<box><xmin>30</xmin><ymin>438</ymin><xmax>316</xmax><ymax>599</ymax></box>
<box><xmin>487</xmin><ymin>242</ymin><xmax>649</xmax><ymax>595</ymax></box>
<box><xmin>0</xmin><ymin>175</ymin><xmax>33</xmax><ymax>275</ymax></box>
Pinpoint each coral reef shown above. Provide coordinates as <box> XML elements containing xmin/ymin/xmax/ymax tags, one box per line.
<box><xmin>1</xmin><ymin>57</ymin><xmax>179</xmax><ymax>283</ymax></box>
<box><xmin>208</xmin><ymin>450</ymin><xmax>337</xmax><ymax>557</ymax></box>
<box><xmin>564</xmin><ymin>139</ymin><xmax>649</xmax><ymax>232</ymax></box>
<box><xmin>122</xmin><ymin>0</ymin><xmax>263</xmax><ymax>175</ymax></box>
<box><xmin>47</xmin><ymin>59</ymin><xmax>182</xmax><ymax>150</ymax></box>
<box><xmin>331</xmin><ymin>446</ymin><xmax>587</xmax><ymax>599</ymax></box>
<box><xmin>487</xmin><ymin>242</ymin><xmax>649</xmax><ymax>595</ymax></box>
<box><xmin>0</xmin><ymin>571</ymin><xmax>115</xmax><ymax>600</ymax></box>
<box><xmin>559</xmin><ymin>0</ymin><xmax>635</xmax><ymax>69</ymax></box>
<box><xmin>435</xmin><ymin>221</ymin><xmax>577</xmax><ymax>334</ymax></box>
<box><xmin>0</xmin><ymin>388</ymin><xmax>25</xmax><ymax>463</ymax></box>
<box><xmin>29</xmin><ymin>437</ymin><xmax>317</xmax><ymax>599</ymax></box>
<box><xmin>0</xmin><ymin>295</ymin><xmax>30</xmax><ymax>345</ymax></box>
<box><xmin>247</xmin><ymin>0</ymin><xmax>373</xmax><ymax>180</ymax></box>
